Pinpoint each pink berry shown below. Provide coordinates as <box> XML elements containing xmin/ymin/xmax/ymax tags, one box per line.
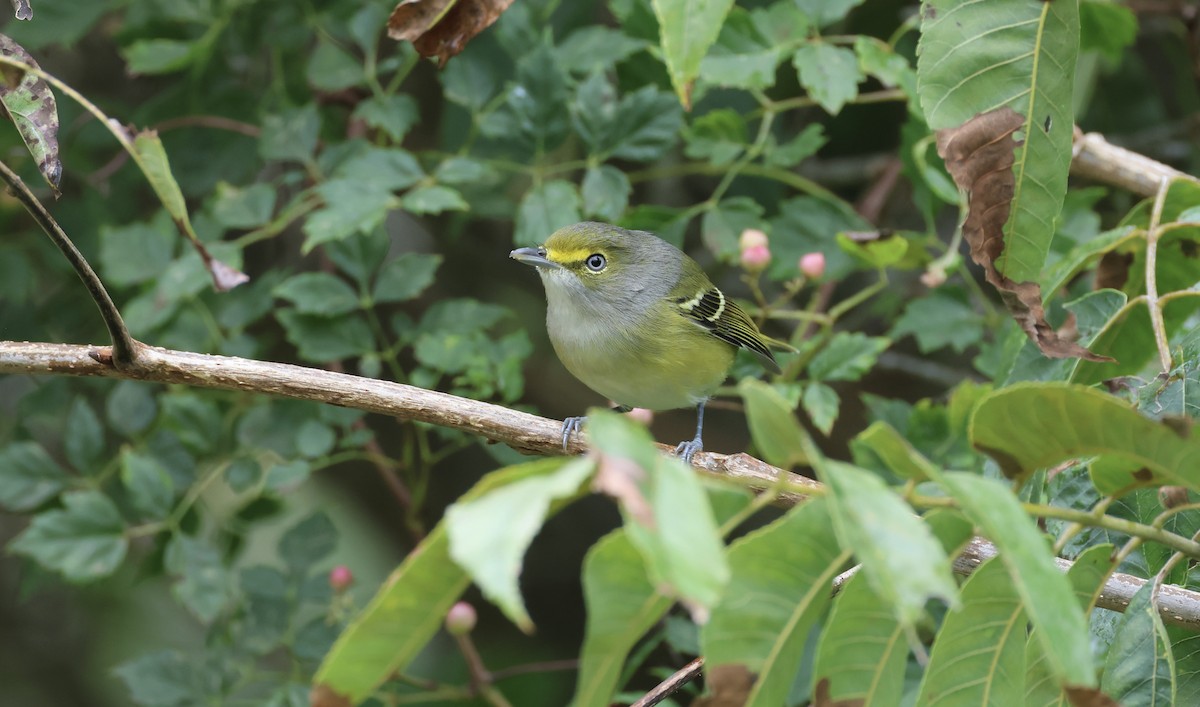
<box><xmin>799</xmin><ymin>252</ymin><xmax>825</xmax><ymax>279</ymax></box>
<box><xmin>626</xmin><ymin>407</ymin><xmax>654</xmax><ymax>425</ymax></box>
<box><xmin>741</xmin><ymin>244</ymin><xmax>772</xmax><ymax>271</ymax></box>
<box><xmin>445</xmin><ymin>601</ymin><xmax>477</xmax><ymax>636</ymax></box>
<box><xmin>738</xmin><ymin>228</ymin><xmax>768</xmax><ymax>250</ymax></box>
<box><xmin>329</xmin><ymin>565</ymin><xmax>354</xmax><ymax>592</ymax></box>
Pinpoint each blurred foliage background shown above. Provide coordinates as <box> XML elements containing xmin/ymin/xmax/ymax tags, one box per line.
<box><xmin>0</xmin><ymin>0</ymin><xmax>1197</xmax><ymax>705</ymax></box>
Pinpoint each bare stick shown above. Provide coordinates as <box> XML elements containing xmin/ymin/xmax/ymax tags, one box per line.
<box><xmin>0</xmin><ymin>162</ymin><xmax>136</xmax><ymax>365</ymax></box>
<box><xmin>1145</xmin><ymin>176</ymin><xmax>1175</xmax><ymax>374</ymax></box>
<box><xmin>1072</xmin><ymin>129</ymin><xmax>1198</xmax><ymax>197</ymax></box>
<box><xmin>631</xmin><ymin>657</ymin><xmax>704</xmax><ymax>707</ymax></box>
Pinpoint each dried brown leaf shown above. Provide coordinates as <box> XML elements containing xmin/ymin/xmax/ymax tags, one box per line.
<box><xmin>691</xmin><ymin>664</ymin><xmax>756</xmax><ymax>707</ymax></box>
<box><xmin>1094</xmin><ymin>250</ymin><xmax>1133</xmax><ymax>290</ymax></box>
<box><xmin>1064</xmin><ymin>685</ymin><xmax>1121</xmax><ymax>707</ymax></box>
<box><xmin>388</xmin><ymin>0</ymin><xmax>514</xmax><ymax>67</ymax></box>
<box><xmin>935</xmin><ymin>108</ymin><xmax>1112</xmax><ymax>362</ymax></box>
<box><xmin>0</xmin><ymin>34</ymin><xmax>60</xmax><ymax>193</ymax></box>
<box><xmin>309</xmin><ymin>684</ymin><xmax>353</xmax><ymax>707</ymax></box>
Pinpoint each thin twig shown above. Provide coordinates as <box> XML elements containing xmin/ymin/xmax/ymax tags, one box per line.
<box><xmin>452</xmin><ymin>633</ymin><xmax>512</xmax><ymax>707</ymax></box>
<box><xmin>0</xmin><ymin>161</ymin><xmax>137</xmax><ymax>366</ymax></box>
<box><xmin>630</xmin><ymin>657</ymin><xmax>704</xmax><ymax>707</ymax></box>
<box><xmin>490</xmin><ymin>659</ymin><xmax>578</xmax><ymax>682</ymax></box>
<box><xmin>1145</xmin><ymin>176</ymin><xmax>1175</xmax><ymax>374</ymax></box>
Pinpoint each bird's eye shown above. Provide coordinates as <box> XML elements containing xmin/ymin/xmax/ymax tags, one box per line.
<box><xmin>585</xmin><ymin>253</ymin><xmax>607</xmax><ymax>272</ymax></box>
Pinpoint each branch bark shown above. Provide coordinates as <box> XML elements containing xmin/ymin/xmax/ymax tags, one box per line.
<box><xmin>4</xmin><ymin>339</ymin><xmax>1200</xmax><ymax>631</ymax></box>
<box><xmin>1071</xmin><ymin>128</ymin><xmax>1199</xmax><ymax>197</ymax></box>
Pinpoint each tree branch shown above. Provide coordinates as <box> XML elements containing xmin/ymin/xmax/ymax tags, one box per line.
<box><xmin>4</xmin><ymin>340</ymin><xmax>1200</xmax><ymax>631</ymax></box>
<box><xmin>1071</xmin><ymin>128</ymin><xmax>1199</xmax><ymax>197</ymax></box>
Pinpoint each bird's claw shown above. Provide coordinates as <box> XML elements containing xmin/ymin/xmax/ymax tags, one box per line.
<box><xmin>561</xmin><ymin>416</ymin><xmax>586</xmax><ymax>453</ymax></box>
<box><xmin>674</xmin><ymin>437</ymin><xmax>703</xmax><ymax>465</ymax></box>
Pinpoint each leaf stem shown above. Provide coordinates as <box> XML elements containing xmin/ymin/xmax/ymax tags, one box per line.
<box><xmin>1145</xmin><ymin>175</ymin><xmax>1174</xmax><ymax>374</ymax></box>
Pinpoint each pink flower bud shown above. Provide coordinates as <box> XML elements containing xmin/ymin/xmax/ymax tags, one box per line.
<box><xmin>739</xmin><ymin>228</ymin><xmax>768</xmax><ymax>250</ymax></box>
<box><xmin>445</xmin><ymin>601</ymin><xmax>477</xmax><ymax>636</ymax></box>
<box><xmin>626</xmin><ymin>407</ymin><xmax>654</xmax><ymax>425</ymax></box>
<box><xmin>329</xmin><ymin>565</ymin><xmax>354</xmax><ymax>592</ymax></box>
<box><xmin>741</xmin><ymin>244</ymin><xmax>772</xmax><ymax>271</ymax></box>
<box><xmin>799</xmin><ymin>252</ymin><xmax>825</xmax><ymax>279</ymax></box>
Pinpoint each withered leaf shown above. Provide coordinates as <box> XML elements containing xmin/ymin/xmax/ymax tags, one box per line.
<box><xmin>1094</xmin><ymin>250</ymin><xmax>1133</xmax><ymax>291</ymax></box>
<box><xmin>1064</xmin><ymin>685</ymin><xmax>1121</xmax><ymax>707</ymax></box>
<box><xmin>691</xmin><ymin>664</ymin><xmax>756</xmax><ymax>707</ymax></box>
<box><xmin>9</xmin><ymin>1</ymin><xmax>30</xmax><ymax>21</ymax></box>
<box><xmin>0</xmin><ymin>33</ymin><xmax>60</xmax><ymax>194</ymax></box>
<box><xmin>309</xmin><ymin>684</ymin><xmax>353</xmax><ymax>707</ymax></box>
<box><xmin>935</xmin><ymin>108</ymin><xmax>1112</xmax><ymax>362</ymax></box>
<box><xmin>388</xmin><ymin>0</ymin><xmax>515</xmax><ymax>67</ymax></box>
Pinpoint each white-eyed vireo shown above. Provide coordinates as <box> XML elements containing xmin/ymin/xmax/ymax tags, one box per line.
<box><xmin>511</xmin><ymin>222</ymin><xmax>786</xmax><ymax>462</ymax></box>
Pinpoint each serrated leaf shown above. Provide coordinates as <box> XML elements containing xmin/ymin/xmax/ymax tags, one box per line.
<box><xmin>352</xmin><ymin>94</ymin><xmax>418</xmax><ymax>142</ymax></box>
<box><xmin>702</xmin><ymin>498</ymin><xmax>848</xmax><ymax>707</ymax></box>
<box><xmin>651</xmin><ymin>0</ymin><xmax>736</xmax><ymax>108</ymax></box>
<box><xmin>916</xmin><ymin>556</ymin><xmax>1027</xmax><ymax>705</ymax></box>
<box><xmin>514</xmin><ymin>180</ymin><xmax>581</xmax><ymax>245</ymax></box>
<box><xmin>739</xmin><ymin>378</ymin><xmax>808</xmax><ymax>468</ymax></box>
<box><xmin>581</xmin><ymin>165</ymin><xmax>630</xmax><ymax>221</ymax></box>
<box><xmin>260</xmin><ymin>104</ymin><xmax>321</xmax><ymax>163</ymax></box>
<box><xmin>115</xmin><ymin>650</ymin><xmax>211</xmax><ymax>707</ymax></box>
<box><xmin>276</xmin><ymin>309</ymin><xmax>375</xmax><ymax>362</ymax></box>
<box><xmin>303</xmin><ymin>179</ymin><xmax>395</xmax><ymax>251</ymax></box>
<box><xmin>121</xmin><ymin>450</ymin><xmax>174</xmax><ymax>520</ymax></box>
<box><xmin>892</xmin><ymin>291</ymin><xmax>984</xmax><ymax>354</ymax></box>
<box><xmin>307</xmin><ymin>38</ymin><xmax>362</xmax><ymax>91</ymax></box>
<box><xmin>701</xmin><ymin>196</ymin><xmax>764</xmax><ymax>262</ymax></box>
<box><xmin>165</xmin><ymin>534</ymin><xmax>236</xmax><ymax>623</ymax></box>
<box><xmin>853</xmin><ymin>422</ymin><xmax>933</xmax><ymax>481</ymax></box>
<box><xmin>401</xmin><ymin>185</ymin><xmax>468</xmax><ymax>215</ymax></box>
<box><xmin>273</xmin><ymin>272</ymin><xmax>360</xmax><ymax>316</ymax></box>
<box><xmin>793</xmin><ymin>43</ymin><xmax>861</xmax><ymax>115</ymax></box>
<box><xmin>64</xmin><ymin>398</ymin><xmax>104</xmax><ymax>472</ymax></box>
<box><xmin>278</xmin><ymin>512</ymin><xmax>337</xmax><ymax>574</ymax></box>
<box><xmin>213</xmin><ymin>182</ymin><xmax>276</xmax><ymax>229</ymax></box>
<box><xmin>446</xmin><ymin>457</ymin><xmax>592</xmax><ymax>631</ymax></box>
<box><xmin>10</xmin><ymin>490</ymin><xmax>128</xmax><ymax>582</ymax></box>
<box><xmin>683</xmin><ymin>108</ymin><xmax>747</xmax><ymax>166</ymax></box>
<box><xmin>807</xmin><ymin>332</ymin><xmax>888</xmax><ymax>382</ymax></box>
<box><xmin>802</xmin><ymin>382</ymin><xmax>839</xmax><ymax>436</ymax></box>
<box><xmin>373</xmin><ymin>253</ymin><xmax>441</xmax><ymax>303</ymax></box>
<box><xmin>0</xmin><ymin>441</ymin><xmax>67</xmax><ymax>511</ymax></box>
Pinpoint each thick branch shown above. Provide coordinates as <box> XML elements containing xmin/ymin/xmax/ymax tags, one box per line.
<box><xmin>4</xmin><ymin>340</ymin><xmax>1200</xmax><ymax>631</ymax></box>
<box><xmin>1072</xmin><ymin>128</ymin><xmax>1198</xmax><ymax>197</ymax></box>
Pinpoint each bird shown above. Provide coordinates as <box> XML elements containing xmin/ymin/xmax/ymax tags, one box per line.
<box><xmin>510</xmin><ymin>221</ymin><xmax>786</xmax><ymax>463</ymax></box>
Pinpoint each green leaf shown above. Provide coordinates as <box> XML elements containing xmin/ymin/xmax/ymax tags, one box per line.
<box><xmin>572</xmin><ymin>530</ymin><xmax>674</xmax><ymax>707</ymax></box>
<box><xmin>892</xmin><ymin>291</ymin><xmax>984</xmax><ymax>354</ymax></box>
<box><xmin>793</xmin><ymin>43</ymin><xmax>862</xmax><ymax>115</ymax></box>
<box><xmin>1101</xmin><ymin>582</ymin><xmax>1175</xmax><ymax>705</ymax></box>
<box><xmin>802</xmin><ymin>382</ymin><xmax>839</xmax><ymax>436</ymax></box>
<box><xmin>739</xmin><ymin>378</ymin><xmax>809</xmax><ymax>468</ymax></box>
<box><xmin>916</xmin><ymin>556</ymin><xmax>1027</xmax><ymax>705</ymax></box>
<box><xmin>581</xmin><ymin>84</ymin><xmax>682</xmax><ymax>162</ymax></box>
<box><xmin>295</xmin><ymin>419</ymin><xmax>335</xmax><ymax>458</ymax></box>
<box><xmin>401</xmin><ymin>185</ymin><xmax>468</xmax><ymax>215</ymax></box>
<box><xmin>854</xmin><ymin>36</ymin><xmax>916</xmax><ymax>95</ymax></box>
<box><xmin>819</xmin><ymin>461</ymin><xmax>956</xmax><ymax>626</ymax></box>
<box><xmin>0</xmin><ymin>35</ymin><xmax>61</xmax><ymax>191</ymax></box>
<box><xmin>272</xmin><ymin>272</ymin><xmax>359</xmax><ymax>317</ymax></box>
<box><xmin>813</xmin><ymin>573</ymin><xmax>906</xmax><ymax>706</ymax></box>
<box><xmin>702</xmin><ymin>498</ymin><xmax>848</xmax><ymax>707</ymax></box>
<box><xmin>514</xmin><ymin>180</ymin><xmax>582</xmax><ymax>245</ymax></box>
<box><xmin>264</xmin><ymin>459</ymin><xmax>310</xmax><ymax>491</ymax></box>
<box><xmin>212</xmin><ymin>182</ymin><xmax>276</xmax><ymax>229</ymax></box>
<box><xmin>972</xmin><ymin>382</ymin><xmax>1200</xmax><ymax>491</ymax></box>
<box><xmin>333</xmin><ymin>147</ymin><xmax>424</xmax><ymax>191</ymax></box>
<box><xmin>581</xmin><ymin>165</ymin><xmax>631</xmax><ymax>222</ymax></box>
<box><xmin>440</xmin><ymin>47</ymin><xmax>499</xmax><ymax>111</ymax></box>
<box><xmin>698</xmin><ymin>8</ymin><xmax>785</xmax><ymax>91</ymax></box>
<box><xmin>917</xmin><ymin>0</ymin><xmax>1080</xmax><ymax>282</ymax></box>
<box><xmin>502</xmin><ymin>43</ymin><xmax>569</xmax><ymax>151</ymax></box>
<box><xmin>587</xmin><ymin>410</ymin><xmax>729</xmax><ymax>614</ymax></box>
<box><xmin>115</xmin><ymin>650</ymin><xmax>211</xmax><ymax>707</ymax></box>
<box><xmin>794</xmin><ymin>0</ymin><xmax>865</xmax><ymax>27</ymax></box>
<box><xmin>701</xmin><ymin>196</ymin><xmax>764</xmax><ymax>262</ymax></box>
<box><xmin>64</xmin><ymin>398</ymin><xmax>104</xmax><ymax>472</ymax></box>
<box><xmin>683</xmin><ymin>109</ymin><xmax>747</xmax><ymax>166</ymax></box>
<box><xmin>10</xmin><ymin>490</ymin><xmax>128</xmax><ymax>582</ymax></box>
<box><xmin>434</xmin><ymin>156</ymin><xmax>494</xmax><ymax>186</ymax></box>
<box><xmin>123</xmin><ymin>38</ymin><xmax>203</xmax><ymax>75</ymax></box>
<box><xmin>132</xmin><ymin>131</ymin><xmax>191</xmax><ymax>231</ymax></box>
<box><xmin>276</xmin><ymin>309</ymin><xmax>374</xmax><ymax>362</ymax></box>
<box><xmin>1026</xmin><ymin>543</ymin><xmax>1115</xmax><ymax>705</ymax></box>
<box><xmin>0</xmin><ymin>442</ymin><xmax>68</xmax><ymax>512</ymax></box>
<box><xmin>1080</xmin><ymin>0</ymin><xmax>1138</xmax><ymax>63</ymax></box>
<box><xmin>314</xmin><ymin>461</ymin><xmax>568</xmax><ymax>702</ymax></box>
<box><xmin>931</xmin><ymin>472</ymin><xmax>1095</xmax><ymax>687</ymax></box>
<box><xmin>224</xmin><ymin>458</ymin><xmax>261</xmax><ymax>493</ymax></box>
<box><xmin>556</xmin><ymin>26</ymin><xmax>648</xmax><ymax>74</ymax></box>
<box><xmin>165</xmin><ymin>534</ymin><xmax>236</xmax><ymax>623</ymax></box>
<box><xmin>852</xmin><ymin>422</ymin><xmax>933</xmax><ymax>481</ymax></box>
<box><xmin>99</xmin><ymin>219</ymin><xmax>176</xmax><ymax>287</ymax></box>
<box><xmin>121</xmin><ymin>450</ymin><xmax>174</xmax><ymax>520</ymax></box>
<box><xmin>307</xmin><ymin>38</ymin><xmax>362</xmax><ymax>91</ymax></box>
<box><xmin>303</xmin><ymin>179</ymin><xmax>395</xmax><ymax>250</ymax></box>
<box><xmin>807</xmin><ymin>332</ymin><xmax>889</xmax><ymax>382</ymax></box>
<box><xmin>651</xmin><ymin>0</ymin><xmax>736</xmax><ymax>107</ymax></box>
<box><xmin>765</xmin><ymin>123</ymin><xmax>826</xmax><ymax>169</ymax></box>
<box><xmin>352</xmin><ymin>94</ymin><xmax>419</xmax><ymax>142</ymax></box>
<box><xmin>836</xmin><ymin>231</ymin><xmax>909</xmax><ymax>269</ymax></box>
<box><xmin>106</xmin><ymin>381</ymin><xmax>158</xmax><ymax>438</ymax></box>
<box><xmin>373</xmin><ymin>253</ymin><xmax>441</xmax><ymax>303</ymax></box>
<box><xmin>446</xmin><ymin>457</ymin><xmax>592</xmax><ymax>631</ymax></box>
<box><xmin>278</xmin><ymin>512</ymin><xmax>337</xmax><ymax>574</ymax></box>
<box><xmin>260</xmin><ymin>105</ymin><xmax>321</xmax><ymax>163</ymax></box>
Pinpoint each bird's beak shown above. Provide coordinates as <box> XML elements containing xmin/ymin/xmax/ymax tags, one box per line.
<box><xmin>510</xmin><ymin>246</ymin><xmax>563</xmax><ymax>270</ymax></box>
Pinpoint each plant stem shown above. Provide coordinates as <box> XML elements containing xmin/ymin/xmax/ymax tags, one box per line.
<box><xmin>1145</xmin><ymin>176</ymin><xmax>1174</xmax><ymax>374</ymax></box>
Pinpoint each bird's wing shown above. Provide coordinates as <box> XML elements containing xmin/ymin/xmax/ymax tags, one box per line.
<box><xmin>673</xmin><ymin>286</ymin><xmax>781</xmax><ymax>374</ymax></box>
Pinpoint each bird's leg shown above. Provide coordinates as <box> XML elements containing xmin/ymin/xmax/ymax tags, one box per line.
<box><xmin>674</xmin><ymin>400</ymin><xmax>706</xmax><ymax>464</ymax></box>
<box><xmin>561</xmin><ymin>405</ymin><xmax>632</xmax><ymax>452</ymax></box>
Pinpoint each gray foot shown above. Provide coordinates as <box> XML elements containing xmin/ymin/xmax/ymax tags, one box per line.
<box><xmin>674</xmin><ymin>436</ymin><xmax>703</xmax><ymax>464</ymax></box>
<box><xmin>561</xmin><ymin>416</ymin><xmax>586</xmax><ymax>452</ymax></box>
